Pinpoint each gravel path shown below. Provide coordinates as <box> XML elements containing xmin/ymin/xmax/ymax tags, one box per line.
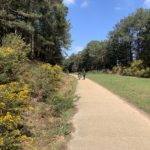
<box><xmin>68</xmin><ymin>77</ymin><xmax>150</xmax><ymax>150</ymax></box>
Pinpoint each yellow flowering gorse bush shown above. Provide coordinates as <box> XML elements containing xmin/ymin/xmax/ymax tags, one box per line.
<box><xmin>0</xmin><ymin>47</ymin><xmax>19</xmax><ymax>84</ymax></box>
<box><xmin>0</xmin><ymin>35</ymin><xmax>64</xmax><ymax>149</ymax></box>
<box><xmin>0</xmin><ymin>47</ymin><xmax>14</xmax><ymax>57</ymax></box>
<box><xmin>40</xmin><ymin>64</ymin><xmax>62</xmax><ymax>81</ymax></box>
<box><xmin>30</xmin><ymin>63</ymin><xmax>62</xmax><ymax>102</ymax></box>
<box><xmin>0</xmin><ymin>40</ymin><xmax>28</xmax><ymax>84</ymax></box>
<box><xmin>0</xmin><ymin>82</ymin><xmax>32</xmax><ymax>150</ymax></box>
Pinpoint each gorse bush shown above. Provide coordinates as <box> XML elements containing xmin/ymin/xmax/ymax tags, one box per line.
<box><xmin>0</xmin><ymin>33</ymin><xmax>70</xmax><ymax>149</ymax></box>
<box><xmin>123</xmin><ymin>60</ymin><xmax>150</xmax><ymax>78</ymax></box>
<box><xmin>0</xmin><ymin>34</ymin><xmax>30</xmax><ymax>84</ymax></box>
<box><xmin>0</xmin><ymin>61</ymin><xmax>64</xmax><ymax>149</ymax></box>
<box><xmin>0</xmin><ymin>47</ymin><xmax>16</xmax><ymax>83</ymax></box>
<box><xmin>29</xmin><ymin>64</ymin><xmax>62</xmax><ymax>102</ymax></box>
<box><xmin>0</xmin><ymin>82</ymin><xmax>31</xmax><ymax>115</ymax></box>
<box><xmin>40</xmin><ymin>64</ymin><xmax>62</xmax><ymax>82</ymax></box>
<box><xmin>130</xmin><ymin>60</ymin><xmax>144</xmax><ymax>69</ymax></box>
<box><xmin>0</xmin><ymin>34</ymin><xmax>34</xmax><ymax>149</ymax></box>
<box><xmin>0</xmin><ymin>46</ymin><xmax>26</xmax><ymax>83</ymax></box>
<box><xmin>112</xmin><ymin>66</ymin><xmax>123</xmax><ymax>75</ymax></box>
<box><xmin>0</xmin><ymin>82</ymin><xmax>32</xmax><ymax>150</ymax></box>
<box><xmin>112</xmin><ymin>60</ymin><xmax>150</xmax><ymax>78</ymax></box>
<box><xmin>123</xmin><ymin>60</ymin><xmax>144</xmax><ymax>77</ymax></box>
<box><xmin>2</xmin><ymin>33</ymin><xmax>30</xmax><ymax>58</ymax></box>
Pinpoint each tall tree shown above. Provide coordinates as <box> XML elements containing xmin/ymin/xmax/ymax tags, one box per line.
<box><xmin>0</xmin><ymin>0</ymin><xmax>71</xmax><ymax>64</ymax></box>
<box><xmin>140</xmin><ymin>17</ymin><xmax>150</xmax><ymax>66</ymax></box>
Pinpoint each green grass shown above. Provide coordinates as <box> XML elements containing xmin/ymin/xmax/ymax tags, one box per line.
<box><xmin>87</xmin><ymin>73</ymin><xmax>150</xmax><ymax>115</ymax></box>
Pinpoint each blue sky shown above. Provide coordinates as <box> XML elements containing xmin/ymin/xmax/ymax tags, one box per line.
<box><xmin>63</xmin><ymin>0</ymin><xmax>150</xmax><ymax>55</ymax></box>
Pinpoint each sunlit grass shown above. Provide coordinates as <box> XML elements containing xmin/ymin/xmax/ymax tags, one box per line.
<box><xmin>88</xmin><ymin>73</ymin><xmax>150</xmax><ymax>115</ymax></box>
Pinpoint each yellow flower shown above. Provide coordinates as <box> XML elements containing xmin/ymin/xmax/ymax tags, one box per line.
<box><xmin>0</xmin><ymin>138</ymin><xmax>4</xmax><ymax>146</ymax></box>
<box><xmin>20</xmin><ymin>135</ymin><xmax>28</xmax><ymax>142</ymax></box>
<box><xmin>28</xmin><ymin>106</ymin><xmax>33</xmax><ymax>111</ymax></box>
<box><xmin>0</xmin><ymin>85</ymin><xmax>4</xmax><ymax>90</ymax></box>
<box><xmin>0</xmin><ymin>102</ymin><xmax>5</xmax><ymax>108</ymax></box>
<box><xmin>16</xmin><ymin>116</ymin><xmax>21</xmax><ymax>122</ymax></box>
<box><xmin>6</xmin><ymin>47</ymin><xmax>14</xmax><ymax>54</ymax></box>
<box><xmin>6</xmin><ymin>93</ymin><xmax>16</xmax><ymax>102</ymax></box>
<box><xmin>20</xmin><ymin>135</ymin><xmax>33</xmax><ymax>142</ymax></box>
<box><xmin>14</xmin><ymin>130</ymin><xmax>21</xmax><ymax>135</ymax></box>
<box><xmin>23</xmin><ymin>84</ymin><xmax>29</xmax><ymax>90</ymax></box>
<box><xmin>0</xmin><ymin>47</ymin><xmax>14</xmax><ymax>57</ymax></box>
<box><xmin>3</xmin><ymin>112</ymin><xmax>13</xmax><ymax>122</ymax></box>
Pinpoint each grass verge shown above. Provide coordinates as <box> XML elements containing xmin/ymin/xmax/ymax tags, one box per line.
<box><xmin>26</xmin><ymin>74</ymin><xmax>77</xmax><ymax>150</ymax></box>
<box><xmin>87</xmin><ymin>73</ymin><xmax>150</xmax><ymax>115</ymax></box>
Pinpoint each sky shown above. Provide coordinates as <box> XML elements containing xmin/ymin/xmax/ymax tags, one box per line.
<box><xmin>63</xmin><ymin>0</ymin><xmax>150</xmax><ymax>55</ymax></box>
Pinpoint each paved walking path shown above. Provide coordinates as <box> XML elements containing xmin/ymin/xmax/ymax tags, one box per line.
<box><xmin>68</xmin><ymin>77</ymin><xmax>150</xmax><ymax>150</ymax></box>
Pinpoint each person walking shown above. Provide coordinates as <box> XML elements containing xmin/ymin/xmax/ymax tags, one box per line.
<box><xmin>78</xmin><ymin>71</ymin><xmax>81</xmax><ymax>80</ymax></box>
<box><xmin>82</xmin><ymin>69</ymin><xmax>86</xmax><ymax>80</ymax></box>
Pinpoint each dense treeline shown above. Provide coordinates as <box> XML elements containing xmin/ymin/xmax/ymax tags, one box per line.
<box><xmin>0</xmin><ymin>0</ymin><xmax>70</xmax><ymax>64</ymax></box>
<box><xmin>64</xmin><ymin>8</ymin><xmax>150</xmax><ymax>74</ymax></box>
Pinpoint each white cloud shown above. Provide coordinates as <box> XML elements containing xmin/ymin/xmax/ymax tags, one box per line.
<box><xmin>81</xmin><ymin>1</ymin><xmax>89</xmax><ymax>8</ymax></box>
<box><xmin>114</xmin><ymin>3</ymin><xmax>122</xmax><ymax>11</ymax></box>
<box><xmin>114</xmin><ymin>6</ymin><xmax>121</xmax><ymax>10</ymax></box>
<box><xmin>144</xmin><ymin>0</ymin><xmax>150</xmax><ymax>8</ymax></box>
<box><xmin>74</xmin><ymin>46</ymin><xmax>83</xmax><ymax>53</ymax></box>
<box><xmin>63</xmin><ymin>0</ymin><xmax>75</xmax><ymax>5</ymax></box>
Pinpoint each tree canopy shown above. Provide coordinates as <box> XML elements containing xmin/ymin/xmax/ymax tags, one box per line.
<box><xmin>64</xmin><ymin>8</ymin><xmax>150</xmax><ymax>72</ymax></box>
<box><xmin>0</xmin><ymin>0</ymin><xmax>71</xmax><ymax>64</ymax></box>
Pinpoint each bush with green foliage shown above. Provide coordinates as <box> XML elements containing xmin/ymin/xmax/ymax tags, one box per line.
<box><xmin>112</xmin><ymin>66</ymin><xmax>123</xmax><ymax>75</ymax></box>
<box><xmin>29</xmin><ymin>64</ymin><xmax>62</xmax><ymax>102</ymax></box>
<box><xmin>112</xmin><ymin>60</ymin><xmax>150</xmax><ymax>78</ymax></box>
<box><xmin>0</xmin><ymin>34</ymin><xmax>34</xmax><ymax>149</ymax></box>
<box><xmin>0</xmin><ymin>34</ymin><xmax>30</xmax><ymax>84</ymax></box>
<box><xmin>2</xmin><ymin>34</ymin><xmax>30</xmax><ymax>56</ymax></box>
<box><xmin>0</xmin><ymin>47</ymin><xmax>15</xmax><ymax>83</ymax></box>
<box><xmin>0</xmin><ymin>33</ymin><xmax>69</xmax><ymax>149</ymax></box>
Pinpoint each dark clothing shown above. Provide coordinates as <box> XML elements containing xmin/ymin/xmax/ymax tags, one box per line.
<box><xmin>82</xmin><ymin>70</ymin><xmax>86</xmax><ymax>80</ymax></box>
<box><xmin>78</xmin><ymin>72</ymin><xmax>81</xmax><ymax>79</ymax></box>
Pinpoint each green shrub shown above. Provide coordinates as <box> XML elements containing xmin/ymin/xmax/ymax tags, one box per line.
<box><xmin>122</xmin><ymin>68</ymin><xmax>132</xmax><ymax>76</ymax></box>
<box><xmin>0</xmin><ymin>33</ymin><xmax>70</xmax><ymax>149</ymax></box>
<box><xmin>29</xmin><ymin>63</ymin><xmax>62</xmax><ymax>102</ymax></box>
<box><xmin>112</xmin><ymin>66</ymin><xmax>123</xmax><ymax>74</ymax></box>
<box><xmin>0</xmin><ymin>34</ymin><xmax>30</xmax><ymax>84</ymax></box>
<box><xmin>105</xmin><ymin>69</ymin><xmax>112</xmax><ymax>74</ymax></box>
<box><xmin>130</xmin><ymin>60</ymin><xmax>144</xmax><ymax>70</ymax></box>
<box><xmin>0</xmin><ymin>47</ymin><xmax>18</xmax><ymax>83</ymax></box>
<box><xmin>114</xmin><ymin>60</ymin><xmax>150</xmax><ymax>78</ymax></box>
<box><xmin>143</xmin><ymin>68</ymin><xmax>150</xmax><ymax>78</ymax></box>
<box><xmin>2</xmin><ymin>33</ymin><xmax>30</xmax><ymax>57</ymax></box>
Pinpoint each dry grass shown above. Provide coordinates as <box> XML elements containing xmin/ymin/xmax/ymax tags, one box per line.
<box><xmin>25</xmin><ymin>74</ymin><xmax>76</xmax><ymax>150</ymax></box>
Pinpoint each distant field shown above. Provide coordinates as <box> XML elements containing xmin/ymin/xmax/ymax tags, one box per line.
<box><xmin>87</xmin><ymin>73</ymin><xmax>150</xmax><ymax>115</ymax></box>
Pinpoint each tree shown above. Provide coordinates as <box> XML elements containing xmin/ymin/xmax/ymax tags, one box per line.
<box><xmin>0</xmin><ymin>0</ymin><xmax>71</xmax><ymax>64</ymax></box>
<box><xmin>64</xmin><ymin>8</ymin><xmax>150</xmax><ymax>71</ymax></box>
<box><xmin>140</xmin><ymin>17</ymin><xmax>150</xmax><ymax>67</ymax></box>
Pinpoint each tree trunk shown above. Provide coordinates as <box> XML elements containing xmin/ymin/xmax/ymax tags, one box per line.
<box><xmin>31</xmin><ymin>33</ymin><xmax>35</xmax><ymax>58</ymax></box>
